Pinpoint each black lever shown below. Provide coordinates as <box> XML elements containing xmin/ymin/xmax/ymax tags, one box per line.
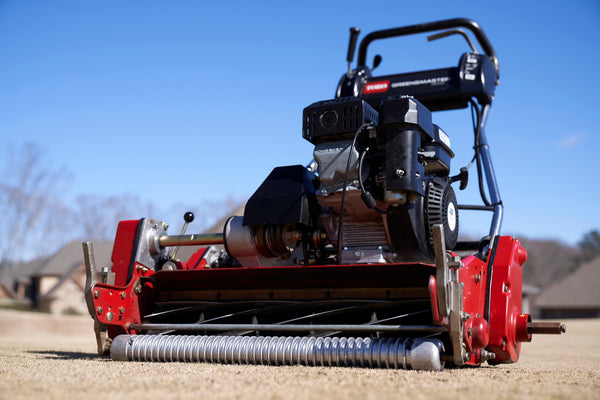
<box><xmin>169</xmin><ymin>211</ymin><xmax>195</xmax><ymax>261</ymax></box>
<box><xmin>372</xmin><ymin>54</ymin><xmax>382</xmax><ymax>70</ymax></box>
<box><xmin>346</xmin><ymin>27</ymin><xmax>360</xmax><ymax>74</ymax></box>
<box><xmin>450</xmin><ymin>167</ymin><xmax>469</xmax><ymax>190</ymax></box>
<box><xmin>427</xmin><ymin>29</ymin><xmax>478</xmax><ymax>54</ymax></box>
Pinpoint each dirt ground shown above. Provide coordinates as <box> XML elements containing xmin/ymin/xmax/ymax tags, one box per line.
<box><xmin>0</xmin><ymin>308</ymin><xmax>598</xmax><ymax>400</ymax></box>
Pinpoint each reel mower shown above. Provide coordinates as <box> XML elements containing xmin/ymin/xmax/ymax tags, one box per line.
<box><xmin>83</xmin><ymin>18</ymin><xmax>564</xmax><ymax>371</ymax></box>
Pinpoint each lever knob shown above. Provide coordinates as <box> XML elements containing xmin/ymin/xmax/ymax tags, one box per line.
<box><xmin>184</xmin><ymin>211</ymin><xmax>195</xmax><ymax>223</ymax></box>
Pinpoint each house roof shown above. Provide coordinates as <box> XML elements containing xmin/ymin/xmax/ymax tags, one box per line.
<box><xmin>204</xmin><ymin>202</ymin><xmax>247</xmax><ymax>233</ymax></box>
<box><xmin>9</xmin><ymin>257</ymin><xmax>46</xmax><ymax>282</ymax></box>
<box><xmin>37</xmin><ymin>241</ymin><xmax>114</xmax><ymax>302</ymax></box>
<box><xmin>0</xmin><ymin>282</ymin><xmax>16</xmax><ymax>299</ymax></box>
<box><xmin>1</xmin><ymin>256</ymin><xmax>47</xmax><ymax>295</ymax></box>
<box><xmin>33</xmin><ymin>240</ymin><xmax>114</xmax><ymax>277</ymax></box>
<box><xmin>1</xmin><ymin>240</ymin><xmax>114</xmax><ymax>298</ymax></box>
<box><xmin>534</xmin><ymin>256</ymin><xmax>600</xmax><ymax>309</ymax></box>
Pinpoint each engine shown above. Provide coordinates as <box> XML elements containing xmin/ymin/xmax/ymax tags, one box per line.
<box><xmin>223</xmin><ymin>95</ymin><xmax>459</xmax><ymax>267</ymax></box>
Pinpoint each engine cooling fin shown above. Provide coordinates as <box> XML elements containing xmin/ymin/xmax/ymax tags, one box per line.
<box><xmin>425</xmin><ymin>179</ymin><xmax>459</xmax><ymax>249</ymax></box>
<box><xmin>110</xmin><ymin>334</ymin><xmax>445</xmax><ymax>371</ymax></box>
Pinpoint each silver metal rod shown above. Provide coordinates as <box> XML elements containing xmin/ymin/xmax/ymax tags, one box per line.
<box><xmin>158</xmin><ymin>233</ymin><xmax>224</xmax><ymax>247</ymax></box>
<box><xmin>129</xmin><ymin>322</ymin><xmax>447</xmax><ymax>333</ymax></box>
<box><xmin>110</xmin><ymin>334</ymin><xmax>446</xmax><ymax>371</ymax></box>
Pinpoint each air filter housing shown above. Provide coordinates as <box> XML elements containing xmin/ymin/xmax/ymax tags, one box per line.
<box><xmin>302</xmin><ymin>97</ymin><xmax>378</xmax><ymax>144</ymax></box>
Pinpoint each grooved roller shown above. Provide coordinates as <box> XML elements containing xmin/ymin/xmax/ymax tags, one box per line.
<box><xmin>110</xmin><ymin>334</ymin><xmax>445</xmax><ymax>371</ymax></box>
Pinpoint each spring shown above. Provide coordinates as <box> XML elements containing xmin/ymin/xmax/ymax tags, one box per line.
<box><xmin>110</xmin><ymin>335</ymin><xmax>445</xmax><ymax>371</ymax></box>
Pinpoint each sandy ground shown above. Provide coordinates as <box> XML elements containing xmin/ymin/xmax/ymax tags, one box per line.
<box><xmin>0</xmin><ymin>308</ymin><xmax>598</xmax><ymax>400</ymax></box>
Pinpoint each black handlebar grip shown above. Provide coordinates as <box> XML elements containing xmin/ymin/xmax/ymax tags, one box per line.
<box><xmin>347</xmin><ymin>27</ymin><xmax>360</xmax><ymax>63</ymax></box>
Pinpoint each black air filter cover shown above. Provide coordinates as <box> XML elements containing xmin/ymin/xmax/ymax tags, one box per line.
<box><xmin>302</xmin><ymin>97</ymin><xmax>378</xmax><ymax>144</ymax></box>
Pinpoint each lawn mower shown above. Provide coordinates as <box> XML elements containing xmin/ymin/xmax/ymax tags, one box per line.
<box><xmin>83</xmin><ymin>18</ymin><xmax>564</xmax><ymax>371</ymax></box>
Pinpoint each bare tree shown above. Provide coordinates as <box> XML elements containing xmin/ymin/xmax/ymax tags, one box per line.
<box><xmin>162</xmin><ymin>194</ymin><xmax>242</xmax><ymax>234</ymax></box>
<box><xmin>519</xmin><ymin>237</ymin><xmax>579</xmax><ymax>288</ymax></box>
<box><xmin>0</xmin><ymin>142</ymin><xmax>246</xmax><ymax>282</ymax></box>
<box><xmin>577</xmin><ymin>230</ymin><xmax>600</xmax><ymax>264</ymax></box>
<box><xmin>0</xmin><ymin>143</ymin><xmax>72</xmax><ymax>272</ymax></box>
<box><xmin>75</xmin><ymin>193</ymin><xmax>156</xmax><ymax>241</ymax></box>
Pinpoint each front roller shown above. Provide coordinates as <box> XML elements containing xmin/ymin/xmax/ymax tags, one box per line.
<box><xmin>110</xmin><ymin>334</ymin><xmax>445</xmax><ymax>371</ymax></box>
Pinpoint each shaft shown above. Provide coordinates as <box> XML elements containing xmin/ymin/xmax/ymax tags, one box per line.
<box><xmin>158</xmin><ymin>233</ymin><xmax>224</xmax><ymax>247</ymax></box>
<box><xmin>528</xmin><ymin>321</ymin><xmax>567</xmax><ymax>335</ymax></box>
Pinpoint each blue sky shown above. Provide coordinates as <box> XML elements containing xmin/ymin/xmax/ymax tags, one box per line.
<box><xmin>1</xmin><ymin>1</ymin><xmax>599</xmax><ymax>245</ymax></box>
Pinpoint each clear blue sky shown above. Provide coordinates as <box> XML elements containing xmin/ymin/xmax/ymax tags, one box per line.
<box><xmin>1</xmin><ymin>1</ymin><xmax>598</xmax><ymax>245</ymax></box>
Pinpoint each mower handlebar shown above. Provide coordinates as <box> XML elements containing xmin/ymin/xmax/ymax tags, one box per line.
<box><xmin>356</xmin><ymin>18</ymin><xmax>499</xmax><ymax>79</ymax></box>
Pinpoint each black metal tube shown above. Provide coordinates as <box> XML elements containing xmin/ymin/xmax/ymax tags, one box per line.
<box><xmin>476</xmin><ymin>104</ymin><xmax>503</xmax><ymax>238</ymax></box>
<box><xmin>457</xmin><ymin>204</ymin><xmax>494</xmax><ymax>211</ymax></box>
<box><xmin>357</xmin><ymin>18</ymin><xmax>499</xmax><ymax>77</ymax></box>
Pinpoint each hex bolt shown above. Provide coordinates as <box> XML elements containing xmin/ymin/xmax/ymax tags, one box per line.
<box><xmin>96</xmin><ymin>306</ymin><xmax>103</xmax><ymax>315</ymax></box>
<box><xmin>463</xmin><ymin>351</ymin><xmax>470</xmax><ymax>362</ymax></box>
<box><xmin>119</xmin><ymin>306</ymin><xmax>126</xmax><ymax>315</ymax></box>
<box><xmin>449</xmin><ymin>256</ymin><xmax>462</xmax><ymax>269</ymax></box>
<box><xmin>106</xmin><ymin>312</ymin><xmax>113</xmax><ymax>322</ymax></box>
<box><xmin>136</xmin><ymin>265</ymin><xmax>149</xmax><ymax>273</ymax></box>
<box><xmin>480</xmin><ymin>349</ymin><xmax>496</xmax><ymax>362</ymax></box>
<box><xmin>94</xmin><ymin>290</ymin><xmax>100</xmax><ymax>299</ymax></box>
<box><xmin>120</xmin><ymin>291</ymin><xmax>126</xmax><ymax>300</ymax></box>
<box><xmin>134</xmin><ymin>285</ymin><xmax>142</xmax><ymax>295</ymax></box>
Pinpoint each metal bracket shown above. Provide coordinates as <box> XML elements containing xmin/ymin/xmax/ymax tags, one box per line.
<box><xmin>432</xmin><ymin>225</ymin><xmax>466</xmax><ymax>365</ymax></box>
<box><xmin>83</xmin><ymin>241</ymin><xmax>110</xmax><ymax>355</ymax></box>
<box><xmin>449</xmin><ymin>278</ymin><xmax>466</xmax><ymax>365</ymax></box>
<box><xmin>433</xmin><ymin>225</ymin><xmax>450</xmax><ymax>318</ymax></box>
